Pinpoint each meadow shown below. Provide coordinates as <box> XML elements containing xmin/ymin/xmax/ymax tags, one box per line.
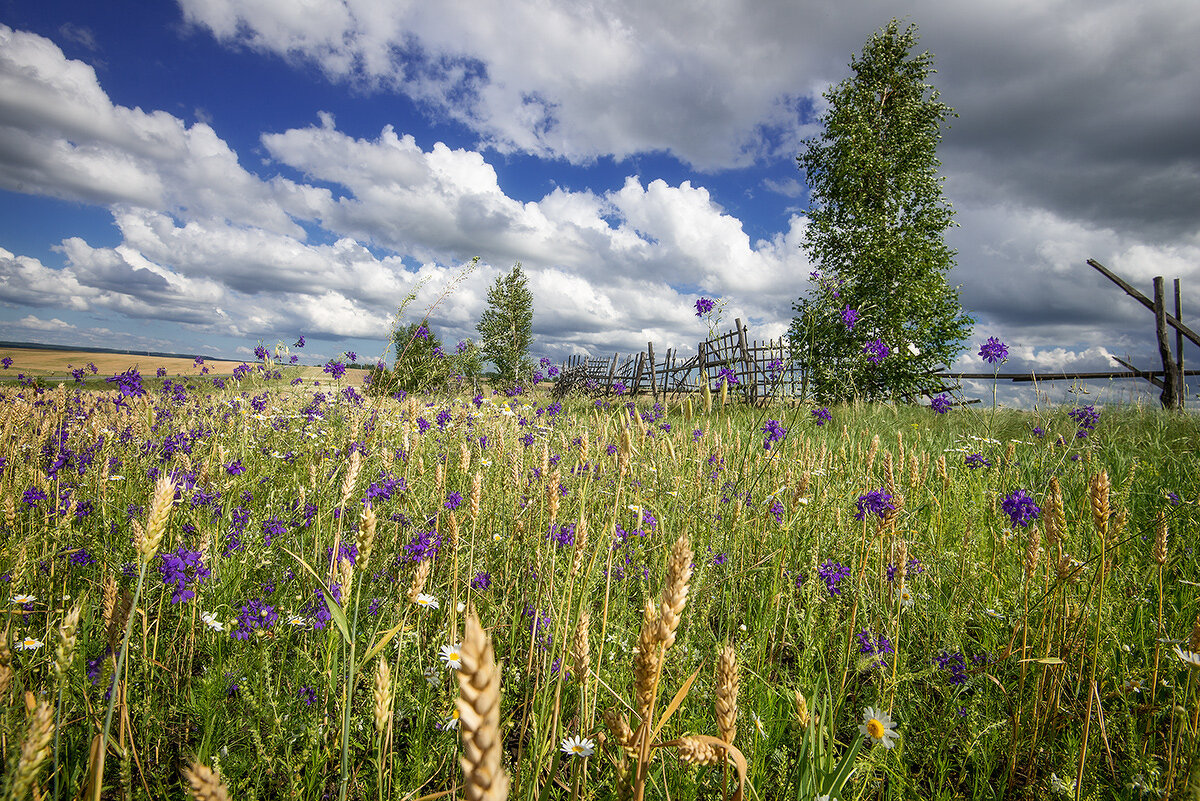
<box><xmin>0</xmin><ymin>350</ymin><xmax>1198</xmax><ymax>800</ymax></box>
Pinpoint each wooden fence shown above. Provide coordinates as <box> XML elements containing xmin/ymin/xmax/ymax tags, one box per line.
<box><xmin>554</xmin><ymin>318</ymin><xmax>801</xmax><ymax>404</ymax></box>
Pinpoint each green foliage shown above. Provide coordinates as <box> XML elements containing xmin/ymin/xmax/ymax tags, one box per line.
<box><xmin>476</xmin><ymin>263</ymin><xmax>534</xmax><ymax>385</ymax></box>
<box><xmin>789</xmin><ymin>19</ymin><xmax>973</xmax><ymax>403</ymax></box>
<box><xmin>377</xmin><ymin>321</ymin><xmax>483</xmax><ymax>395</ymax></box>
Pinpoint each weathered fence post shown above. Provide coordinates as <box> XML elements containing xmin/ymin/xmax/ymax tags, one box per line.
<box><xmin>647</xmin><ymin>342</ymin><xmax>657</xmax><ymax>404</ymax></box>
<box><xmin>1176</xmin><ymin>278</ymin><xmax>1185</xmax><ymax>406</ymax></box>
<box><xmin>1155</xmin><ymin>277</ymin><xmax>1180</xmax><ymax>409</ymax></box>
<box><xmin>606</xmin><ymin>353</ymin><xmax>618</xmax><ymax>395</ymax></box>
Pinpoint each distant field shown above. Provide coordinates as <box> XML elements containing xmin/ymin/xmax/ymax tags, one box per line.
<box><xmin>0</xmin><ymin>344</ymin><xmax>344</xmax><ymax>381</ymax></box>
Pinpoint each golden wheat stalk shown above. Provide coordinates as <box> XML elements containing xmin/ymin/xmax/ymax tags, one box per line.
<box><xmin>0</xmin><ymin>645</ymin><xmax>12</xmax><ymax>700</ymax></box>
<box><xmin>54</xmin><ymin>599</ymin><xmax>84</xmax><ymax>684</ymax></box>
<box><xmin>182</xmin><ymin>760</ymin><xmax>231</xmax><ymax>801</ymax></box>
<box><xmin>1088</xmin><ymin>469</ymin><xmax>1110</xmax><ymax>543</ymax></box>
<box><xmin>407</xmin><ymin>558</ymin><xmax>431</xmax><ymax>601</ymax></box>
<box><xmin>657</xmin><ymin>533</ymin><xmax>693</xmax><ymax>650</ymax></box>
<box><xmin>677</xmin><ymin>735</ymin><xmax>723</xmax><ymax>766</ymax></box>
<box><xmin>470</xmin><ymin>471</ymin><xmax>483</xmax><ymax>521</ymax></box>
<box><xmin>10</xmin><ymin>700</ymin><xmax>55</xmax><ymax>801</ymax></box>
<box><xmin>572</xmin><ymin>610</ymin><xmax>590</xmax><ymax>683</ymax></box>
<box><xmin>339</xmin><ymin>450</ymin><xmax>362</xmax><ymax>509</ymax></box>
<box><xmin>138</xmin><ymin>473</ymin><xmax>177</xmax><ymax>563</ymax></box>
<box><xmin>357</xmin><ymin>504</ymin><xmax>377</xmax><ymax>570</ymax></box>
<box><xmin>373</xmin><ymin>657</ymin><xmax>393</xmax><ymax>737</ymax></box>
<box><xmin>633</xmin><ymin>599</ymin><xmax>661</xmax><ymax>724</ymax></box>
<box><xmin>456</xmin><ymin>610</ymin><xmax>509</xmax><ymax>801</ymax></box>
<box><xmin>715</xmin><ymin>643</ymin><xmax>738</xmax><ymax>744</ymax></box>
<box><xmin>1153</xmin><ymin>512</ymin><xmax>1168</xmax><ymax>565</ymax></box>
<box><xmin>604</xmin><ymin>707</ymin><xmax>634</xmax><ymax>750</ymax></box>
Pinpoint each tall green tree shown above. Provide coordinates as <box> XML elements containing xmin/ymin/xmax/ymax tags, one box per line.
<box><xmin>477</xmin><ymin>263</ymin><xmax>534</xmax><ymax>384</ymax></box>
<box><xmin>788</xmin><ymin>19</ymin><xmax>973</xmax><ymax>403</ymax></box>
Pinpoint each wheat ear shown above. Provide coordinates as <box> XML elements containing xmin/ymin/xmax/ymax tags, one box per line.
<box><xmin>138</xmin><ymin>473</ymin><xmax>177</xmax><ymax>562</ymax></box>
<box><xmin>1088</xmin><ymin>469</ymin><xmax>1110</xmax><ymax>542</ymax></box>
<box><xmin>456</xmin><ymin>610</ymin><xmax>509</xmax><ymax>801</ymax></box>
<box><xmin>633</xmin><ymin>599</ymin><xmax>661</xmax><ymax>724</ymax></box>
<box><xmin>677</xmin><ymin>735</ymin><xmax>723</xmax><ymax>766</ymax></box>
<box><xmin>11</xmin><ymin>700</ymin><xmax>55</xmax><ymax>801</ymax></box>
<box><xmin>182</xmin><ymin>761</ymin><xmax>230</xmax><ymax>801</ymax></box>
<box><xmin>572</xmin><ymin>610</ymin><xmax>590</xmax><ymax>683</ymax></box>
<box><xmin>373</xmin><ymin>657</ymin><xmax>393</xmax><ymax>737</ymax></box>
<box><xmin>657</xmin><ymin>532</ymin><xmax>693</xmax><ymax>650</ymax></box>
<box><xmin>715</xmin><ymin>643</ymin><xmax>738</xmax><ymax>744</ymax></box>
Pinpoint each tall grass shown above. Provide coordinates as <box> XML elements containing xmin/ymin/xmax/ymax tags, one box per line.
<box><xmin>0</xmin><ymin>364</ymin><xmax>1197</xmax><ymax>800</ymax></box>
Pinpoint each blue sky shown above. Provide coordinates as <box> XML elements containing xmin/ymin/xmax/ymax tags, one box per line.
<box><xmin>2</xmin><ymin>0</ymin><xmax>1198</xmax><ymax>405</ymax></box>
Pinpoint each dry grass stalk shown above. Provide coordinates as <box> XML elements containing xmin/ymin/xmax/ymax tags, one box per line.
<box><xmin>794</xmin><ymin>689</ymin><xmax>810</xmax><ymax>729</ymax></box>
<box><xmin>0</xmin><ymin>644</ymin><xmax>11</xmax><ymax>700</ymax></box>
<box><xmin>715</xmin><ymin>644</ymin><xmax>738</xmax><ymax>744</ymax></box>
<box><xmin>677</xmin><ymin>736</ymin><xmax>723</xmax><ymax>766</ymax></box>
<box><xmin>657</xmin><ymin>533</ymin><xmax>693</xmax><ymax>650</ymax></box>
<box><xmin>547</xmin><ymin>470</ymin><xmax>561</xmax><ymax>528</ymax></box>
<box><xmin>882</xmin><ymin>451</ymin><xmax>894</xmax><ymax>498</ymax></box>
<box><xmin>1024</xmin><ymin>525</ymin><xmax>1042</xmax><ymax>580</ymax></box>
<box><xmin>936</xmin><ymin>454</ymin><xmax>947</xmax><ymax>487</ymax></box>
<box><xmin>569</xmin><ymin>513</ymin><xmax>588</xmax><ymax>578</ymax></box>
<box><xmin>11</xmin><ymin>699</ymin><xmax>55</xmax><ymax>801</ymax></box>
<box><xmin>908</xmin><ymin>453</ymin><xmax>920</xmax><ymax>490</ymax></box>
<box><xmin>571</xmin><ymin>610</ymin><xmax>590</xmax><ymax>683</ymax></box>
<box><xmin>138</xmin><ymin>473</ymin><xmax>177</xmax><ymax>563</ymax></box>
<box><xmin>865</xmin><ymin>434</ymin><xmax>880</xmax><ymax>475</ymax></box>
<box><xmin>460</xmin><ymin>440</ymin><xmax>471</xmax><ymax>472</ymax></box>
<box><xmin>407</xmin><ymin>559</ymin><xmax>431</xmax><ymax>601</ymax></box>
<box><xmin>101</xmin><ymin>570</ymin><xmax>117</xmax><ymax>630</ymax></box>
<box><xmin>182</xmin><ymin>760</ymin><xmax>231</xmax><ymax>801</ymax></box>
<box><xmin>338</xmin><ymin>557</ymin><xmax>354</xmax><ymax>601</ymax></box>
<box><xmin>373</xmin><ymin>657</ymin><xmax>393</xmax><ymax>736</ymax></box>
<box><xmin>339</xmin><ymin>450</ymin><xmax>362</xmax><ymax>509</ymax></box>
<box><xmin>456</xmin><ymin>610</ymin><xmax>509</xmax><ymax>801</ymax></box>
<box><xmin>445</xmin><ymin>510</ymin><xmax>460</xmax><ymax>546</ymax></box>
<box><xmin>1089</xmin><ymin>470</ymin><xmax>1110</xmax><ymax>543</ymax></box>
<box><xmin>1045</xmin><ymin>476</ymin><xmax>1065</xmax><ymax>549</ymax></box>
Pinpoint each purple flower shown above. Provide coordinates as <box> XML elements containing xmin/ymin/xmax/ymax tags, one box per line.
<box><xmin>965</xmin><ymin>453</ymin><xmax>991</xmax><ymax>469</ymax></box>
<box><xmin>863</xmin><ymin>339</ymin><xmax>890</xmax><ymax>364</ymax></box>
<box><xmin>933</xmin><ymin>650</ymin><xmax>968</xmax><ymax>685</ymax></box>
<box><xmin>295</xmin><ymin>336</ymin><xmax>305</xmax><ymax>348</ymax></box>
<box><xmin>158</xmin><ymin>546</ymin><xmax>210</xmax><ymax>604</ymax></box>
<box><xmin>695</xmin><ymin>297</ymin><xmax>715</xmax><ymax>317</ymax></box>
<box><xmin>978</xmin><ymin>337</ymin><xmax>1008</xmax><ymax>365</ymax></box>
<box><xmin>445</xmin><ymin>491</ymin><xmax>463</xmax><ymax>511</ymax></box>
<box><xmin>769</xmin><ymin>500</ymin><xmax>784</xmax><ymax>525</ymax></box>
<box><xmin>1032</xmin><ymin>426</ymin><xmax>1045</xmax><ymax>439</ymax></box>
<box><xmin>225</xmin><ymin>459</ymin><xmax>245</xmax><ymax>476</ymax></box>
<box><xmin>254</xmin><ymin>345</ymin><xmax>268</xmax><ymax>360</ymax></box>
<box><xmin>1</xmin><ymin>356</ymin><xmax>11</xmax><ymax>369</ymax></box>
<box><xmin>930</xmin><ymin>394</ymin><xmax>952</xmax><ymax>414</ymax></box>
<box><xmin>323</xmin><ymin>360</ymin><xmax>346</xmax><ymax>381</ymax></box>
<box><xmin>346</xmin><ymin>351</ymin><xmax>357</xmax><ymax>362</ymax></box>
<box><xmin>817</xmin><ymin>559</ymin><xmax>851</xmax><ymax>597</ymax></box>
<box><xmin>22</xmin><ymin>487</ymin><xmax>49</xmax><ymax>508</ymax></box>
<box><xmin>1167</xmin><ymin>491</ymin><xmax>1181</xmax><ymax>506</ymax></box>
<box><xmin>232</xmin><ymin>598</ymin><xmax>277</xmax><ymax>640</ymax></box>
<box><xmin>471</xmin><ymin>572</ymin><xmax>492</xmax><ymax>590</ymax></box>
<box><xmin>105</xmin><ymin>368</ymin><xmax>145</xmax><ymax>398</ymax></box>
<box><xmin>857</xmin><ymin>629</ymin><xmax>894</xmax><ymax>668</ymax></box>
<box><xmin>761</xmin><ymin>419</ymin><xmax>787</xmax><ymax>450</ymax></box>
<box><xmin>840</xmin><ymin>305</ymin><xmax>860</xmax><ymax>330</ymax></box>
<box><xmin>1068</xmin><ymin>405</ymin><xmax>1100</xmax><ymax>437</ymax></box>
<box><xmin>548</xmin><ymin>522</ymin><xmax>576</xmax><ymax>548</ymax></box>
<box><xmin>262</xmin><ymin>516</ymin><xmax>287</xmax><ymax>546</ymax></box>
<box><xmin>1001</xmin><ymin>489</ymin><xmax>1041</xmax><ymax>528</ymax></box>
<box><xmin>415</xmin><ymin>325</ymin><xmax>429</xmax><ymax>340</ymax></box>
<box><xmin>156</xmin><ymin>367</ymin><xmax>167</xmax><ymax>378</ymax></box>
<box><xmin>716</xmin><ymin>366</ymin><xmax>739</xmax><ymax>387</ymax></box>
<box><xmin>811</xmin><ymin>407</ymin><xmax>831</xmax><ymax>426</ymax></box>
<box><xmin>854</xmin><ymin>489</ymin><xmax>895</xmax><ymax>521</ymax></box>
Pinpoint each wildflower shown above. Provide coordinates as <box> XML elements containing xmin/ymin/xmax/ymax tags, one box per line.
<box><xmin>10</xmin><ymin>593</ymin><xmax>35</xmax><ymax>605</ymax></box>
<box><xmin>964</xmin><ymin>453</ymin><xmax>991</xmax><ymax>469</ymax></box>
<box><xmin>1174</xmin><ymin>644</ymin><xmax>1200</xmax><ymax>668</ymax></box>
<box><xmin>978</xmin><ymin>336</ymin><xmax>1008</xmax><ymax>364</ymax></box>
<box><xmin>761</xmin><ymin>419</ymin><xmax>787</xmax><ymax>450</ymax></box>
<box><xmin>854</xmin><ymin>489</ymin><xmax>895</xmax><ymax>521</ymax></box>
<box><xmin>295</xmin><ymin>336</ymin><xmax>305</xmax><ymax>348</ymax></box>
<box><xmin>414</xmin><ymin>594</ymin><xmax>439</xmax><ymax>610</ymax></box>
<box><xmin>16</xmin><ymin>637</ymin><xmax>44</xmax><ymax>651</ymax></box>
<box><xmin>439</xmin><ymin>643</ymin><xmax>463</xmax><ymax>669</ymax></box>
<box><xmin>286</xmin><ymin>613</ymin><xmax>306</xmax><ymax>627</ymax></box>
<box><xmin>1001</xmin><ymin>489</ymin><xmax>1041</xmax><ymax>528</ymax></box>
<box><xmin>201</xmin><ymin>612</ymin><xmax>225</xmax><ymax>632</ymax></box>
<box><xmin>1048</xmin><ymin>773</ymin><xmax>1075</xmax><ymax>796</ymax></box>
<box><xmin>840</xmin><ymin>305</ymin><xmax>860</xmax><ymax>330</ymax></box>
<box><xmin>930</xmin><ymin>394</ymin><xmax>952</xmax><ymax>414</ymax></box>
<box><xmin>560</xmin><ymin>736</ymin><xmax>595</xmax><ymax>758</ymax></box>
<box><xmin>858</xmin><ymin>706</ymin><xmax>898</xmax><ymax>749</ymax></box>
<box><xmin>863</xmin><ymin>338</ymin><xmax>890</xmax><ymax>364</ymax></box>
<box><xmin>752</xmin><ymin>712</ymin><xmax>767</xmax><ymax>739</ymax></box>
<box><xmin>811</xmin><ymin>407</ymin><xmax>831</xmax><ymax>426</ymax></box>
<box><xmin>0</xmin><ymin>356</ymin><xmax>10</xmax><ymax>368</ymax></box>
<box><xmin>444</xmin><ymin>491</ymin><xmax>463</xmax><ymax>511</ymax></box>
<box><xmin>442</xmin><ymin>708</ymin><xmax>461</xmax><ymax>730</ymax></box>
<box><xmin>471</xmin><ymin>572</ymin><xmax>492</xmax><ymax>590</ymax></box>
<box><xmin>695</xmin><ymin>297</ymin><xmax>715</xmax><ymax>317</ymax></box>
<box><xmin>817</xmin><ymin>560</ymin><xmax>851</xmax><ymax>597</ymax></box>
<box><xmin>715</xmin><ymin>366</ymin><xmax>738</xmax><ymax>387</ymax></box>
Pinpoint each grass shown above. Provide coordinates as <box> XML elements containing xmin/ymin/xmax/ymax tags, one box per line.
<box><xmin>0</xmin><ymin>355</ymin><xmax>1198</xmax><ymax>800</ymax></box>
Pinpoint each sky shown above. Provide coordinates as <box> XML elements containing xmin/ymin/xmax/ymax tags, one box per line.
<box><xmin>1</xmin><ymin>0</ymin><xmax>1198</xmax><ymax>406</ymax></box>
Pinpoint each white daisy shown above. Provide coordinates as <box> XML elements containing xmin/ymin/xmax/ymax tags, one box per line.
<box><xmin>287</xmin><ymin>613</ymin><xmax>307</xmax><ymax>627</ymax></box>
<box><xmin>440</xmin><ymin>643</ymin><xmax>463</xmax><ymax>669</ymax></box>
<box><xmin>899</xmin><ymin>587</ymin><xmax>914</xmax><ymax>608</ymax></box>
<box><xmin>10</xmin><ymin>594</ymin><xmax>35</xmax><ymax>605</ymax></box>
<box><xmin>858</xmin><ymin>706</ymin><xmax>899</xmax><ymax>749</ymax></box>
<box><xmin>16</xmin><ymin>637</ymin><xmax>44</xmax><ymax>651</ymax></box>
<box><xmin>414</xmin><ymin>594</ymin><xmax>439</xmax><ymax>610</ymax></box>
<box><xmin>560</xmin><ymin>735</ymin><xmax>595</xmax><ymax>758</ymax></box>
<box><xmin>201</xmin><ymin>612</ymin><xmax>225</xmax><ymax>632</ymax></box>
<box><xmin>1173</xmin><ymin>644</ymin><xmax>1200</xmax><ymax>668</ymax></box>
<box><xmin>442</xmin><ymin>708</ymin><xmax>461</xmax><ymax>730</ymax></box>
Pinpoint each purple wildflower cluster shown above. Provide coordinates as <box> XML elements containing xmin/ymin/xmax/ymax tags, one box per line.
<box><xmin>811</xmin><ymin>407</ymin><xmax>831</xmax><ymax>426</ymax></box>
<box><xmin>715</xmin><ymin>366</ymin><xmax>738</xmax><ymax>387</ymax></box>
<box><xmin>817</xmin><ymin>559</ymin><xmax>851</xmax><ymax>597</ymax></box>
<box><xmin>1001</xmin><ymin>489</ymin><xmax>1041</xmax><ymax>528</ymax></box>
<box><xmin>471</xmin><ymin>571</ymin><xmax>492</xmax><ymax>590</ymax></box>
<box><xmin>232</xmin><ymin>598</ymin><xmax>277</xmax><ymax>640</ymax></box>
<box><xmin>695</xmin><ymin>297</ymin><xmax>715</xmax><ymax>317</ymax></box>
<box><xmin>978</xmin><ymin>337</ymin><xmax>1008</xmax><ymax>365</ymax></box>
<box><xmin>158</xmin><ymin>546</ymin><xmax>210</xmax><ymax>604</ymax></box>
<box><xmin>840</xmin><ymin>305</ymin><xmax>860</xmax><ymax>330</ymax></box>
<box><xmin>854</xmin><ymin>489</ymin><xmax>895</xmax><ymax>521</ymax></box>
<box><xmin>886</xmin><ymin>558</ymin><xmax>924</xmax><ymax>582</ymax></box>
<box><xmin>964</xmin><ymin>453</ymin><xmax>991</xmax><ymax>469</ymax></box>
<box><xmin>548</xmin><ymin>522</ymin><xmax>576</xmax><ymax>548</ymax></box>
<box><xmin>106</xmin><ymin>368</ymin><xmax>145</xmax><ymax>398</ymax></box>
<box><xmin>863</xmin><ymin>338</ymin><xmax>889</xmax><ymax>364</ymax></box>
<box><xmin>933</xmin><ymin>650</ymin><xmax>969</xmax><ymax>685</ymax></box>
<box><xmin>761</xmin><ymin>419</ymin><xmax>787</xmax><ymax>450</ymax></box>
<box><xmin>857</xmin><ymin>629</ymin><xmax>894</xmax><ymax>669</ymax></box>
<box><xmin>1068</xmin><ymin>405</ymin><xmax>1100</xmax><ymax>438</ymax></box>
<box><xmin>930</xmin><ymin>394</ymin><xmax>952</xmax><ymax>414</ymax></box>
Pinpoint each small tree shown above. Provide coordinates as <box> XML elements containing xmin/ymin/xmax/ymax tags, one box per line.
<box><xmin>477</xmin><ymin>263</ymin><xmax>534</xmax><ymax>385</ymax></box>
<box><xmin>384</xmin><ymin>321</ymin><xmax>483</xmax><ymax>394</ymax></box>
<box><xmin>788</xmin><ymin>19</ymin><xmax>973</xmax><ymax>403</ymax></box>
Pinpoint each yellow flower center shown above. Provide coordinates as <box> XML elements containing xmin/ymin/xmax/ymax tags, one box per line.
<box><xmin>571</xmin><ymin>745</ymin><xmax>585</xmax><ymax>753</ymax></box>
<box><xmin>867</xmin><ymin>718</ymin><xmax>886</xmax><ymax>739</ymax></box>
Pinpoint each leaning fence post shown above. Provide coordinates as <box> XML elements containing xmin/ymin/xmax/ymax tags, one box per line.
<box><xmin>1176</xmin><ymin>278</ymin><xmax>1186</xmax><ymax>406</ymax></box>
<box><xmin>647</xmin><ymin>342</ymin><xmax>657</xmax><ymax>404</ymax></box>
<box><xmin>1155</xmin><ymin>276</ymin><xmax>1180</xmax><ymax>410</ymax></box>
